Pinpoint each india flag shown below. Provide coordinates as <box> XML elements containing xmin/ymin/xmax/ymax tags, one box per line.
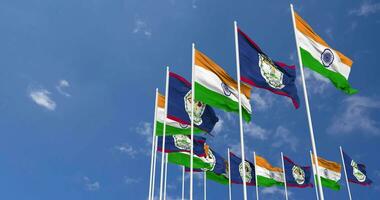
<box><xmin>294</xmin><ymin>11</ymin><xmax>357</xmax><ymax>94</ymax></box>
<box><xmin>312</xmin><ymin>155</ymin><xmax>342</xmax><ymax>190</ymax></box>
<box><xmin>155</xmin><ymin>93</ymin><xmax>202</xmax><ymax>136</ymax></box>
<box><xmin>194</xmin><ymin>49</ymin><xmax>252</xmax><ymax>122</ymax></box>
<box><xmin>255</xmin><ymin>155</ymin><xmax>284</xmax><ymax>187</ymax></box>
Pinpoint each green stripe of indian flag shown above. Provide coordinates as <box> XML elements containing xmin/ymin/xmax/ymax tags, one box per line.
<box><xmin>296</xmin><ymin>30</ymin><xmax>357</xmax><ymax>94</ymax></box>
<box><xmin>313</xmin><ymin>164</ymin><xmax>341</xmax><ymax>190</ymax></box>
<box><xmin>194</xmin><ymin>65</ymin><xmax>252</xmax><ymax>122</ymax></box>
<box><xmin>155</xmin><ymin>106</ymin><xmax>202</xmax><ymax>136</ymax></box>
<box><xmin>256</xmin><ymin>165</ymin><xmax>284</xmax><ymax>187</ymax></box>
<box><xmin>167</xmin><ymin>152</ymin><xmax>213</xmax><ymax>170</ymax></box>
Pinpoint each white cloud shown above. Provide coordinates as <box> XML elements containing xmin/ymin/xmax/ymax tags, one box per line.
<box><xmin>244</xmin><ymin>123</ymin><xmax>269</xmax><ymax>140</ymax></box>
<box><xmin>29</xmin><ymin>88</ymin><xmax>56</xmax><ymax>111</ymax></box>
<box><xmin>133</xmin><ymin>19</ymin><xmax>152</xmax><ymax>37</ymax></box>
<box><xmin>124</xmin><ymin>177</ymin><xmax>141</xmax><ymax>184</ymax></box>
<box><xmin>328</xmin><ymin>96</ymin><xmax>380</xmax><ymax>135</ymax></box>
<box><xmin>272</xmin><ymin>126</ymin><xmax>299</xmax><ymax>152</ymax></box>
<box><xmin>261</xmin><ymin>187</ymin><xmax>292</xmax><ymax>197</ymax></box>
<box><xmin>212</xmin><ymin>119</ymin><xmax>224</xmax><ymax>135</ymax></box>
<box><xmin>298</xmin><ymin>69</ymin><xmax>330</xmax><ymax>95</ymax></box>
<box><xmin>56</xmin><ymin>79</ymin><xmax>71</xmax><ymax>97</ymax></box>
<box><xmin>115</xmin><ymin>143</ymin><xmax>138</xmax><ymax>158</ymax></box>
<box><xmin>251</xmin><ymin>91</ymin><xmax>274</xmax><ymax>111</ymax></box>
<box><xmin>83</xmin><ymin>176</ymin><xmax>100</xmax><ymax>191</ymax></box>
<box><xmin>136</xmin><ymin>122</ymin><xmax>153</xmax><ymax>143</ymax></box>
<box><xmin>350</xmin><ymin>1</ymin><xmax>380</xmax><ymax>16</ymax></box>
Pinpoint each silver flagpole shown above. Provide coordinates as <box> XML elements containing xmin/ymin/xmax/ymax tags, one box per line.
<box><xmin>159</xmin><ymin>67</ymin><xmax>170</xmax><ymax>200</ymax></box>
<box><xmin>148</xmin><ymin>89</ymin><xmax>159</xmax><ymax>200</ymax></box>
<box><xmin>281</xmin><ymin>152</ymin><xmax>289</xmax><ymax>200</ymax></box>
<box><xmin>151</xmin><ymin>136</ymin><xmax>158</xmax><ymax>200</ymax></box>
<box><xmin>204</xmin><ymin>171</ymin><xmax>207</xmax><ymax>200</ymax></box>
<box><xmin>163</xmin><ymin>154</ymin><xmax>168</xmax><ymax>200</ymax></box>
<box><xmin>253</xmin><ymin>152</ymin><xmax>259</xmax><ymax>200</ymax></box>
<box><xmin>182</xmin><ymin>166</ymin><xmax>185</xmax><ymax>200</ymax></box>
<box><xmin>290</xmin><ymin>4</ymin><xmax>325</xmax><ymax>200</ymax></box>
<box><xmin>228</xmin><ymin>148</ymin><xmax>232</xmax><ymax>200</ymax></box>
<box><xmin>233</xmin><ymin>20</ymin><xmax>248</xmax><ymax>200</ymax></box>
<box><xmin>310</xmin><ymin>150</ymin><xmax>320</xmax><ymax>200</ymax></box>
<box><xmin>340</xmin><ymin>146</ymin><xmax>353</xmax><ymax>200</ymax></box>
<box><xmin>190</xmin><ymin>43</ymin><xmax>195</xmax><ymax>200</ymax></box>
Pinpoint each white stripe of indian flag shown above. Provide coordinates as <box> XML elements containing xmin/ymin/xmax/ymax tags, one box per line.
<box><xmin>312</xmin><ymin>155</ymin><xmax>342</xmax><ymax>190</ymax></box>
<box><xmin>194</xmin><ymin>49</ymin><xmax>252</xmax><ymax>122</ymax></box>
<box><xmin>155</xmin><ymin>93</ymin><xmax>202</xmax><ymax>136</ymax></box>
<box><xmin>294</xmin><ymin>11</ymin><xmax>357</xmax><ymax>95</ymax></box>
<box><xmin>256</xmin><ymin>155</ymin><xmax>284</xmax><ymax>187</ymax></box>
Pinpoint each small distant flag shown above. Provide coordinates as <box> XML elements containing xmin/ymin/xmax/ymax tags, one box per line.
<box><xmin>342</xmin><ymin>150</ymin><xmax>372</xmax><ymax>186</ymax></box>
<box><xmin>194</xmin><ymin>49</ymin><xmax>252</xmax><ymax>122</ymax></box>
<box><xmin>237</xmin><ymin>28</ymin><xmax>300</xmax><ymax>109</ymax></box>
<box><xmin>229</xmin><ymin>152</ymin><xmax>256</xmax><ymax>186</ymax></box>
<box><xmin>255</xmin><ymin>155</ymin><xmax>284</xmax><ymax>187</ymax></box>
<box><xmin>156</xmin><ymin>135</ymin><xmax>206</xmax><ymax>156</ymax></box>
<box><xmin>155</xmin><ymin>93</ymin><xmax>202</xmax><ymax>136</ymax></box>
<box><xmin>294</xmin><ymin>12</ymin><xmax>357</xmax><ymax>94</ymax></box>
<box><xmin>312</xmin><ymin>155</ymin><xmax>342</xmax><ymax>190</ymax></box>
<box><xmin>167</xmin><ymin>72</ymin><xmax>219</xmax><ymax>133</ymax></box>
<box><xmin>283</xmin><ymin>155</ymin><xmax>313</xmax><ymax>188</ymax></box>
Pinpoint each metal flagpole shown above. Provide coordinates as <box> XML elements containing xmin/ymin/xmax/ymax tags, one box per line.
<box><xmin>233</xmin><ymin>20</ymin><xmax>248</xmax><ymax>200</ymax></box>
<box><xmin>204</xmin><ymin>171</ymin><xmax>207</xmax><ymax>200</ymax></box>
<box><xmin>159</xmin><ymin>66</ymin><xmax>170</xmax><ymax>200</ymax></box>
<box><xmin>182</xmin><ymin>166</ymin><xmax>185</xmax><ymax>200</ymax></box>
<box><xmin>340</xmin><ymin>146</ymin><xmax>353</xmax><ymax>200</ymax></box>
<box><xmin>281</xmin><ymin>152</ymin><xmax>289</xmax><ymax>200</ymax></box>
<box><xmin>228</xmin><ymin>148</ymin><xmax>232</xmax><ymax>200</ymax></box>
<box><xmin>290</xmin><ymin>4</ymin><xmax>325</xmax><ymax>200</ymax></box>
<box><xmin>253</xmin><ymin>152</ymin><xmax>259</xmax><ymax>200</ymax></box>
<box><xmin>148</xmin><ymin>89</ymin><xmax>159</xmax><ymax>200</ymax></box>
<box><xmin>310</xmin><ymin>150</ymin><xmax>320</xmax><ymax>200</ymax></box>
<box><xmin>151</xmin><ymin>136</ymin><xmax>158</xmax><ymax>200</ymax></box>
<box><xmin>164</xmin><ymin>154</ymin><xmax>168</xmax><ymax>200</ymax></box>
<box><xmin>190</xmin><ymin>43</ymin><xmax>195</xmax><ymax>200</ymax></box>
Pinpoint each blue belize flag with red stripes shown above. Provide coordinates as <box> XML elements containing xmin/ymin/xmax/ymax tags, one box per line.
<box><xmin>185</xmin><ymin>148</ymin><xmax>228</xmax><ymax>176</ymax></box>
<box><xmin>238</xmin><ymin>28</ymin><xmax>300</xmax><ymax>109</ymax></box>
<box><xmin>167</xmin><ymin>72</ymin><xmax>219</xmax><ymax>133</ymax></box>
<box><xmin>283</xmin><ymin>156</ymin><xmax>313</xmax><ymax>188</ymax></box>
<box><xmin>157</xmin><ymin>135</ymin><xmax>206</xmax><ymax>156</ymax></box>
<box><xmin>229</xmin><ymin>152</ymin><xmax>256</xmax><ymax>186</ymax></box>
<box><xmin>343</xmin><ymin>150</ymin><xmax>372</xmax><ymax>186</ymax></box>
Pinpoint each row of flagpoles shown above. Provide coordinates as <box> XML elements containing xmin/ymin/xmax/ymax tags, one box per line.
<box><xmin>146</xmin><ymin>4</ymin><xmax>370</xmax><ymax>200</ymax></box>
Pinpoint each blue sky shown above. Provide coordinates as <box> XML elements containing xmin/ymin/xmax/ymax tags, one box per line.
<box><xmin>0</xmin><ymin>0</ymin><xmax>380</xmax><ymax>199</ymax></box>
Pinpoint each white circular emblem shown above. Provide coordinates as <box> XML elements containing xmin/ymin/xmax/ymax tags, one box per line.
<box><xmin>321</xmin><ymin>48</ymin><xmax>334</xmax><ymax>67</ymax></box>
<box><xmin>184</xmin><ymin>90</ymin><xmax>206</xmax><ymax>126</ymax></box>
<box><xmin>201</xmin><ymin>146</ymin><xmax>216</xmax><ymax>171</ymax></box>
<box><xmin>221</xmin><ymin>82</ymin><xmax>232</xmax><ymax>96</ymax></box>
<box><xmin>239</xmin><ymin>161</ymin><xmax>252</xmax><ymax>183</ymax></box>
<box><xmin>173</xmin><ymin>135</ymin><xmax>191</xmax><ymax>151</ymax></box>
<box><xmin>292</xmin><ymin>165</ymin><xmax>305</xmax><ymax>185</ymax></box>
<box><xmin>258</xmin><ymin>53</ymin><xmax>285</xmax><ymax>89</ymax></box>
<box><xmin>351</xmin><ymin>160</ymin><xmax>366</xmax><ymax>182</ymax></box>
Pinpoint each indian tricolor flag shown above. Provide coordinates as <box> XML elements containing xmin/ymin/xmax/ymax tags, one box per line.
<box><xmin>294</xmin><ymin>11</ymin><xmax>357</xmax><ymax>94</ymax></box>
<box><xmin>255</xmin><ymin>155</ymin><xmax>284</xmax><ymax>187</ymax></box>
<box><xmin>312</xmin><ymin>155</ymin><xmax>342</xmax><ymax>190</ymax></box>
<box><xmin>194</xmin><ymin>49</ymin><xmax>252</xmax><ymax>122</ymax></box>
<box><xmin>155</xmin><ymin>93</ymin><xmax>202</xmax><ymax>136</ymax></box>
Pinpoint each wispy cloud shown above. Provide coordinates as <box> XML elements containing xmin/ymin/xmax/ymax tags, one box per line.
<box><xmin>124</xmin><ymin>177</ymin><xmax>141</xmax><ymax>184</ymax></box>
<box><xmin>349</xmin><ymin>1</ymin><xmax>380</xmax><ymax>16</ymax></box>
<box><xmin>272</xmin><ymin>126</ymin><xmax>299</xmax><ymax>152</ymax></box>
<box><xmin>29</xmin><ymin>88</ymin><xmax>56</xmax><ymax>111</ymax></box>
<box><xmin>56</xmin><ymin>79</ymin><xmax>71</xmax><ymax>97</ymax></box>
<box><xmin>298</xmin><ymin>69</ymin><xmax>330</xmax><ymax>95</ymax></box>
<box><xmin>244</xmin><ymin>123</ymin><xmax>269</xmax><ymax>140</ymax></box>
<box><xmin>261</xmin><ymin>187</ymin><xmax>292</xmax><ymax>197</ymax></box>
<box><xmin>136</xmin><ymin>122</ymin><xmax>153</xmax><ymax>143</ymax></box>
<box><xmin>212</xmin><ymin>119</ymin><xmax>224</xmax><ymax>135</ymax></box>
<box><xmin>83</xmin><ymin>176</ymin><xmax>100</xmax><ymax>191</ymax></box>
<box><xmin>250</xmin><ymin>90</ymin><xmax>274</xmax><ymax>111</ymax></box>
<box><xmin>133</xmin><ymin>19</ymin><xmax>152</xmax><ymax>38</ymax></box>
<box><xmin>328</xmin><ymin>96</ymin><xmax>380</xmax><ymax>135</ymax></box>
<box><xmin>114</xmin><ymin>143</ymin><xmax>138</xmax><ymax>158</ymax></box>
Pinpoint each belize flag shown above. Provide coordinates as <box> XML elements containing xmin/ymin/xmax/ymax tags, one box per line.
<box><xmin>157</xmin><ymin>135</ymin><xmax>206</xmax><ymax>156</ymax></box>
<box><xmin>229</xmin><ymin>152</ymin><xmax>256</xmax><ymax>186</ymax></box>
<box><xmin>342</xmin><ymin>150</ymin><xmax>372</xmax><ymax>186</ymax></box>
<box><xmin>167</xmin><ymin>72</ymin><xmax>219</xmax><ymax>133</ymax></box>
<box><xmin>238</xmin><ymin>28</ymin><xmax>300</xmax><ymax>109</ymax></box>
<box><xmin>283</xmin><ymin>156</ymin><xmax>313</xmax><ymax>188</ymax></box>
